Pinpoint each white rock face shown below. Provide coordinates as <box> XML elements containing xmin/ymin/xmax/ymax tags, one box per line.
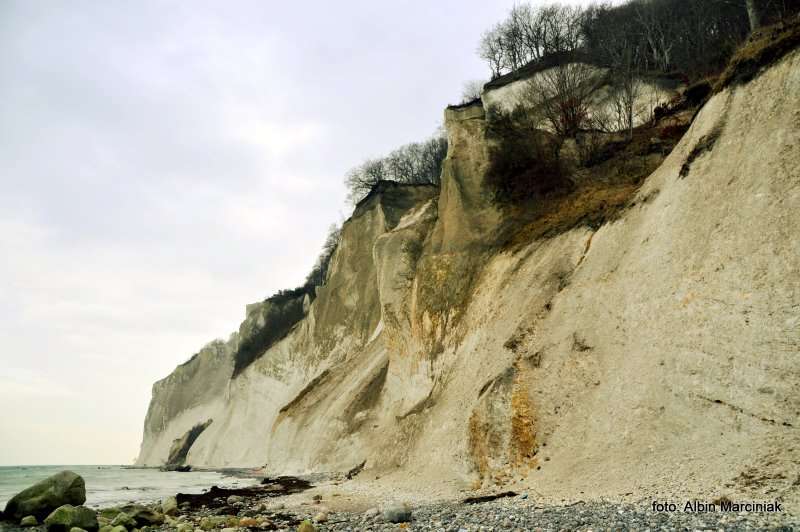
<box><xmin>136</xmin><ymin>50</ymin><xmax>800</xmax><ymax>504</ymax></box>
<box><xmin>136</xmin><ymin>338</ymin><xmax>233</xmax><ymax>466</ymax></box>
<box><xmin>482</xmin><ymin>62</ymin><xmax>679</xmax><ymax>131</ymax></box>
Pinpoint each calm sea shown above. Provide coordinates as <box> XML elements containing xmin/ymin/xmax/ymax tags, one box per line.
<box><xmin>0</xmin><ymin>465</ymin><xmax>259</xmax><ymax>510</ymax></box>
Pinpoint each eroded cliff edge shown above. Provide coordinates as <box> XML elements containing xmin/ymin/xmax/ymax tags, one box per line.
<box><xmin>137</xmin><ymin>49</ymin><xmax>800</xmax><ymax>504</ymax></box>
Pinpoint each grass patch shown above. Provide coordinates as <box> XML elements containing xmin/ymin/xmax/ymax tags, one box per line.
<box><xmin>500</xmin><ymin>181</ymin><xmax>642</xmax><ymax>250</ymax></box>
<box><xmin>497</xmin><ymin>118</ymin><xmax>683</xmax><ymax>251</ymax></box>
<box><xmin>659</xmin><ymin>123</ymin><xmax>690</xmax><ymax>141</ymax></box>
<box><xmin>718</xmin><ymin>16</ymin><xmax>800</xmax><ymax>90</ymax></box>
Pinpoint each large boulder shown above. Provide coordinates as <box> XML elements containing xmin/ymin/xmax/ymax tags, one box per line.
<box><xmin>109</xmin><ymin>512</ymin><xmax>136</xmax><ymax>529</ymax></box>
<box><xmin>160</xmin><ymin>496</ymin><xmax>178</xmax><ymax>516</ymax></box>
<box><xmin>98</xmin><ymin>526</ymin><xmax>126</xmax><ymax>532</ymax></box>
<box><xmin>3</xmin><ymin>471</ymin><xmax>86</xmax><ymax>521</ymax></box>
<box><xmin>43</xmin><ymin>505</ymin><xmax>98</xmax><ymax>532</ymax></box>
<box><xmin>382</xmin><ymin>502</ymin><xmax>412</xmax><ymax>523</ymax></box>
<box><xmin>20</xmin><ymin>515</ymin><xmax>39</xmax><ymax>527</ymax></box>
<box><xmin>117</xmin><ymin>504</ymin><xmax>163</xmax><ymax>527</ymax></box>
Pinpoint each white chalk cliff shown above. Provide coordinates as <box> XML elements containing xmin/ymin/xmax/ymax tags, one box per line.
<box><xmin>138</xmin><ymin>49</ymin><xmax>800</xmax><ymax>503</ymax></box>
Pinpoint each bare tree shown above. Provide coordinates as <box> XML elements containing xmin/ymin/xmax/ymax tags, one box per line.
<box><xmin>344</xmin><ymin>133</ymin><xmax>448</xmax><ymax>204</ymax></box>
<box><xmin>746</xmin><ymin>0</ymin><xmax>764</xmax><ymax>30</ymax></box>
<box><xmin>765</xmin><ymin>0</ymin><xmax>800</xmax><ymax>21</ymax></box>
<box><xmin>516</xmin><ymin>4</ymin><xmax>545</xmax><ymax>62</ymax></box>
<box><xmin>478</xmin><ymin>3</ymin><xmax>587</xmax><ymax>78</ymax></box>
<box><xmin>524</xmin><ymin>63</ymin><xmax>603</xmax><ymax>137</ymax></box>
<box><xmin>305</xmin><ymin>224</ymin><xmax>341</xmax><ymax>288</ymax></box>
<box><xmin>635</xmin><ymin>0</ymin><xmax>675</xmax><ymax>72</ymax></box>
<box><xmin>612</xmin><ymin>55</ymin><xmax>643</xmax><ymax>139</ymax></box>
<box><xmin>478</xmin><ymin>25</ymin><xmax>506</xmax><ymax>78</ymax></box>
<box><xmin>461</xmin><ymin>79</ymin><xmax>485</xmax><ymax>103</ymax></box>
<box><xmin>603</xmin><ymin>29</ymin><xmax>644</xmax><ymax>139</ymax></box>
<box><xmin>344</xmin><ymin>158</ymin><xmax>385</xmax><ymax>205</ymax></box>
<box><xmin>539</xmin><ymin>4</ymin><xmax>584</xmax><ymax>56</ymax></box>
<box><xmin>582</xmin><ymin>0</ymin><xmax>751</xmax><ymax>78</ymax></box>
<box><xmin>416</xmin><ymin>135</ymin><xmax>448</xmax><ymax>184</ymax></box>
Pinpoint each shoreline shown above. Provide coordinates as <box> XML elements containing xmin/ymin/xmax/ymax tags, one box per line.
<box><xmin>114</xmin><ymin>476</ymin><xmax>800</xmax><ymax>531</ymax></box>
<box><xmin>3</xmin><ymin>469</ymin><xmax>799</xmax><ymax>531</ymax></box>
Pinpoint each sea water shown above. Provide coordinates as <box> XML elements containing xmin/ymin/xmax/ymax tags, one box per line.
<box><xmin>0</xmin><ymin>465</ymin><xmax>259</xmax><ymax>510</ymax></box>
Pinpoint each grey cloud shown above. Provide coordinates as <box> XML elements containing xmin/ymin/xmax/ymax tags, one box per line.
<box><xmin>0</xmin><ymin>0</ymin><xmax>586</xmax><ymax>464</ymax></box>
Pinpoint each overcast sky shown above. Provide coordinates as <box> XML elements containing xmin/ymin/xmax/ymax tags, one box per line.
<box><xmin>0</xmin><ymin>0</ymin><xmax>585</xmax><ymax>465</ymax></box>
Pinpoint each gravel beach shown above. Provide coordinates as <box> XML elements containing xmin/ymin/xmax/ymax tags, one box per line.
<box><xmin>150</xmin><ymin>485</ymin><xmax>799</xmax><ymax>532</ymax></box>
<box><xmin>3</xmin><ymin>473</ymin><xmax>797</xmax><ymax>532</ymax></box>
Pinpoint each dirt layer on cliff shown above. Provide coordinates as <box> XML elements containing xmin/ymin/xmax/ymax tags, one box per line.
<box><xmin>498</xmin><ymin>115</ymin><xmax>689</xmax><ymax>251</ymax></box>
<box><xmin>718</xmin><ymin>15</ymin><xmax>800</xmax><ymax>89</ymax></box>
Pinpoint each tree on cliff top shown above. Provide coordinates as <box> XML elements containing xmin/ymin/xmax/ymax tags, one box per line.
<box><xmin>344</xmin><ymin>132</ymin><xmax>448</xmax><ymax>205</ymax></box>
<box><xmin>480</xmin><ymin>0</ymin><xmax>797</xmax><ymax>82</ymax></box>
<box><xmin>304</xmin><ymin>223</ymin><xmax>341</xmax><ymax>288</ymax></box>
<box><xmin>461</xmin><ymin>79</ymin><xmax>486</xmax><ymax>104</ymax></box>
<box><xmin>479</xmin><ymin>4</ymin><xmax>584</xmax><ymax>78</ymax></box>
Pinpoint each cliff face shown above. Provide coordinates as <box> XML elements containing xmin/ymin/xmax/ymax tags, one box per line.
<box><xmin>481</xmin><ymin>63</ymin><xmax>680</xmax><ymax>130</ymax></box>
<box><xmin>137</xmin><ymin>49</ymin><xmax>800</xmax><ymax>503</ymax></box>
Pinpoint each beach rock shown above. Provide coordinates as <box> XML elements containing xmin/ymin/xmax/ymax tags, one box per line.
<box><xmin>20</xmin><ymin>515</ymin><xmax>39</xmax><ymax>526</ymax></box>
<box><xmin>363</xmin><ymin>507</ymin><xmax>379</xmax><ymax>519</ymax></box>
<box><xmin>175</xmin><ymin>523</ymin><xmax>193</xmax><ymax>532</ymax></box>
<box><xmin>97</xmin><ymin>509</ymin><xmax>122</xmax><ymax>521</ymax></box>
<box><xmin>382</xmin><ymin>502</ymin><xmax>412</xmax><ymax>523</ymax></box>
<box><xmin>296</xmin><ymin>521</ymin><xmax>316</xmax><ymax>532</ymax></box>
<box><xmin>44</xmin><ymin>504</ymin><xmax>98</xmax><ymax>532</ymax></box>
<box><xmin>117</xmin><ymin>505</ymin><xmax>163</xmax><ymax>526</ymax></box>
<box><xmin>199</xmin><ymin>516</ymin><xmax>226</xmax><ymax>530</ymax></box>
<box><xmin>313</xmin><ymin>511</ymin><xmax>328</xmax><ymax>523</ymax></box>
<box><xmin>238</xmin><ymin>517</ymin><xmax>258</xmax><ymax>527</ymax></box>
<box><xmin>220</xmin><ymin>528</ymin><xmax>237</xmax><ymax>532</ymax></box>
<box><xmin>110</xmin><ymin>512</ymin><xmax>136</xmax><ymax>529</ymax></box>
<box><xmin>225</xmin><ymin>495</ymin><xmax>243</xmax><ymax>505</ymax></box>
<box><xmin>161</xmin><ymin>496</ymin><xmax>178</xmax><ymax>516</ymax></box>
<box><xmin>4</xmin><ymin>471</ymin><xmax>86</xmax><ymax>521</ymax></box>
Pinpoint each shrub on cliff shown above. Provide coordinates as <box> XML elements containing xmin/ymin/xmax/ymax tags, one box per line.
<box><xmin>521</xmin><ymin>62</ymin><xmax>604</xmax><ymax>137</ymax></box>
<box><xmin>304</xmin><ymin>224</ymin><xmax>341</xmax><ymax>288</ymax></box>
<box><xmin>230</xmin><ymin>222</ymin><xmax>341</xmax><ymax>377</ymax></box>
<box><xmin>232</xmin><ymin>292</ymin><xmax>306</xmax><ymax>377</ymax></box>
<box><xmin>484</xmin><ymin>107</ymin><xmax>573</xmax><ymax>206</ymax></box>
